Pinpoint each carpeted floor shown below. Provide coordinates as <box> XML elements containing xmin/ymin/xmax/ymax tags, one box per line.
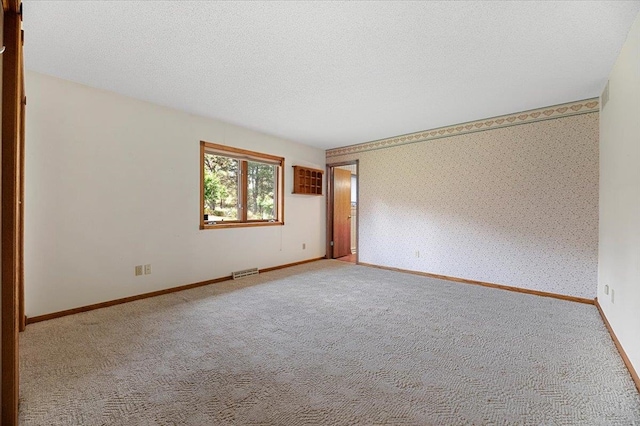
<box><xmin>19</xmin><ymin>260</ymin><xmax>640</xmax><ymax>425</ymax></box>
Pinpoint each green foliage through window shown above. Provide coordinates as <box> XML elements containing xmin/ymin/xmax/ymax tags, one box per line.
<box><xmin>247</xmin><ymin>162</ymin><xmax>276</xmax><ymax>220</ymax></box>
<box><xmin>203</xmin><ymin>154</ymin><xmax>239</xmax><ymax>220</ymax></box>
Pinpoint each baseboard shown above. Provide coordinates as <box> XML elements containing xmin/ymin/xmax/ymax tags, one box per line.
<box><xmin>595</xmin><ymin>298</ymin><xmax>640</xmax><ymax>393</ymax></box>
<box><xmin>357</xmin><ymin>262</ymin><xmax>594</xmax><ymax>305</ymax></box>
<box><xmin>26</xmin><ymin>257</ymin><xmax>325</xmax><ymax>325</ymax></box>
<box><xmin>260</xmin><ymin>257</ymin><xmax>325</xmax><ymax>273</ymax></box>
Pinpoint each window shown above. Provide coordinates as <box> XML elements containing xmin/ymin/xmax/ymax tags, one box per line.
<box><xmin>200</xmin><ymin>141</ymin><xmax>284</xmax><ymax>229</ymax></box>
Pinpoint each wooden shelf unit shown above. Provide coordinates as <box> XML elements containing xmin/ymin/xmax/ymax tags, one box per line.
<box><xmin>293</xmin><ymin>166</ymin><xmax>324</xmax><ymax>195</ymax></box>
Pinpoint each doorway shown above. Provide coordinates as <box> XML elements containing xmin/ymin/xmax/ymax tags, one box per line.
<box><xmin>327</xmin><ymin>161</ymin><xmax>358</xmax><ymax>263</ymax></box>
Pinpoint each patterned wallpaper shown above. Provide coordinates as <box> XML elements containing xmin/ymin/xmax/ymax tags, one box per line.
<box><xmin>328</xmin><ymin>106</ymin><xmax>599</xmax><ymax>299</ymax></box>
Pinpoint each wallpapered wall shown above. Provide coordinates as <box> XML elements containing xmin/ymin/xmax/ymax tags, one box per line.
<box><xmin>327</xmin><ymin>110</ymin><xmax>599</xmax><ymax>299</ymax></box>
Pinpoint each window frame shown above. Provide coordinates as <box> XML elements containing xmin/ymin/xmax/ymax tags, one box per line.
<box><xmin>200</xmin><ymin>141</ymin><xmax>285</xmax><ymax>230</ymax></box>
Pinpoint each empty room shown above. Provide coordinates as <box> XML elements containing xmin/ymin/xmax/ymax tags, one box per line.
<box><xmin>1</xmin><ymin>1</ymin><xmax>640</xmax><ymax>425</ymax></box>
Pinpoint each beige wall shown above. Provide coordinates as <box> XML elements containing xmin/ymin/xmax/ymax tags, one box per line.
<box><xmin>328</xmin><ymin>102</ymin><xmax>599</xmax><ymax>299</ymax></box>
<box><xmin>598</xmin><ymin>11</ymin><xmax>640</xmax><ymax>375</ymax></box>
<box><xmin>24</xmin><ymin>71</ymin><xmax>326</xmax><ymax>317</ymax></box>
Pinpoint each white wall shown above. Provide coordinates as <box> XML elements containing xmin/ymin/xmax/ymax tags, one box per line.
<box><xmin>328</xmin><ymin>106</ymin><xmax>599</xmax><ymax>300</ymax></box>
<box><xmin>24</xmin><ymin>71</ymin><xmax>326</xmax><ymax>317</ymax></box>
<box><xmin>598</xmin><ymin>11</ymin><xmax>640</xmax><ymax>375</ymax></box>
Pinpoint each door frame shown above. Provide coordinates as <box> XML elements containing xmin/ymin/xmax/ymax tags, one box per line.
<box><xmin>2</xmin><ymin>0</ymin><xmax>24</xmax><ymax>424</ymax></box>
<box><xmin>326</xmin><ymin>160</ymin><xmax>359</xmax><ymax>262</ymax></box>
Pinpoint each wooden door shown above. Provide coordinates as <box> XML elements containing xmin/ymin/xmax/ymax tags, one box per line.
<box><xmin>332</xmin><ymin>168</ymin><xmax>352</xmax><ymax>258</ymax></box>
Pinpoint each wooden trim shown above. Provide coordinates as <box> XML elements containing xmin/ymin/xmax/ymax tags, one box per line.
<box><xmin>26</xmin><ymin>257</ymin><xmax>325</xmax><ymax>325</ymax></box>
<box><xmin>279</xmin><ymin>158</ymin><xmax>285</xmax><ymax>225</ymax></box>
<box><xmin>2</xmin><ymin>0</ymin><xmax>19</xmax><ymax>13</ymax></box>
<box><xmin>2</xmin><ymin>5</ymin><xmax>22</xmax><ymax>425</ymax></box>
<box><xmin>241</xmin><ymin>160</ymin><xmax>248</xmax><ymax>221</ymax></box>
<box><xmin>326</xmin><ymin>166</ymin><xmax>334</xmax><ymax>259</ymax></box>
<box><xmin>200</xmin><ymin>141</ymin><xmax>205</xmax><ymax>229</ymax></box>
<box><xmin>259</xmin><ymin>256</ymin><xmax>324</xmax><ymax>273</ymax></box>
<box><xmin>26</xmin><ymin>276</ymin><xmax>232</xmax><ymax>324</ymax></box>
<box><xmin>18</xmin><ymin>25</ymin><xmax>25</xmax><ymax>333</ymax></box>
<box><xmin>595</xmin><ymin>298</ymin><xmax>640</xmax><ymax>393</ymax></box>
<box><xmin>358</xmin><ymin>262</ymin><xmax>595</xmax><ymax>305</ymax></box>
<box><xmin>201</xmin><ymin>140</ymin><xmax>283</xmax><ymax>163</ymax></box>
<box><xmin>201</xmin><ymin>221</ymin><xmax>284</xmax><ymax>230</ymax></box>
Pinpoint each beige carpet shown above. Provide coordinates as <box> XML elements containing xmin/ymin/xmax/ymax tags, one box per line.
<box><xmin>20</xmin><ymin>260</ymin><xmax>640</xmax><ymax>425</ymax></box>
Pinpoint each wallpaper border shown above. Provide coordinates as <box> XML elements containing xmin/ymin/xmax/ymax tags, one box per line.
<box><xmin>326</xmin><ymin>98</ymin><xmax>599</xmax><ymax>158</ymax></box>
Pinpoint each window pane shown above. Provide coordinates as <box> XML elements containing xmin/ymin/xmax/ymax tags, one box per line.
<box><xmin>203</xmin><ymin>154</ymin><xmax>240</xmax><ymax>221</ymax></box>
<box><xmin>246</xmin><ymin>161</ymin><xmax>276</xmax><ymax>220</ymax></box>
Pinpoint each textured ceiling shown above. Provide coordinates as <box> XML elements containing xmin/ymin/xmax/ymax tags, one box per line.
<box><xmin>23</xmin><ymin>1</ymin><xmax>640</xmax><ymax>150</ymax></box>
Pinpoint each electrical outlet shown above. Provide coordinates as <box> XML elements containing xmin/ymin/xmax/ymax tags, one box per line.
<box><xmin>144</xmin><ymin>264</ymin><xmax>152</xmax><ymax>275</ymax></box>
<box><xmin>135</xmin><ymin>265</ymin><xmax>143</xmax><ymax>276</ymax></box>
<box><xmin>415</xmin><ymin>250</ymin><xmax>420</xmax><ymax>258</ymax></box>
<box><xmin>302</xmin><ymin>243</ymin><xmax>306</xmax><ymax>250</ymax></box>
<box><xmin>611</xmin><ymin>289</ymin><xmax>615</xmax><ymax>304</ymax></box>
<box><xmin>604</xmin><ymin>285</ymin><xmax>609</xmax><ymax>295</ymax></box>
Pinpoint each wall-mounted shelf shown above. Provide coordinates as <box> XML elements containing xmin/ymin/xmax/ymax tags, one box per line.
<box><xmin>293</xmin><ymin>166</ymin><xmax>324</xmax><ymax>195</ymax></box>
